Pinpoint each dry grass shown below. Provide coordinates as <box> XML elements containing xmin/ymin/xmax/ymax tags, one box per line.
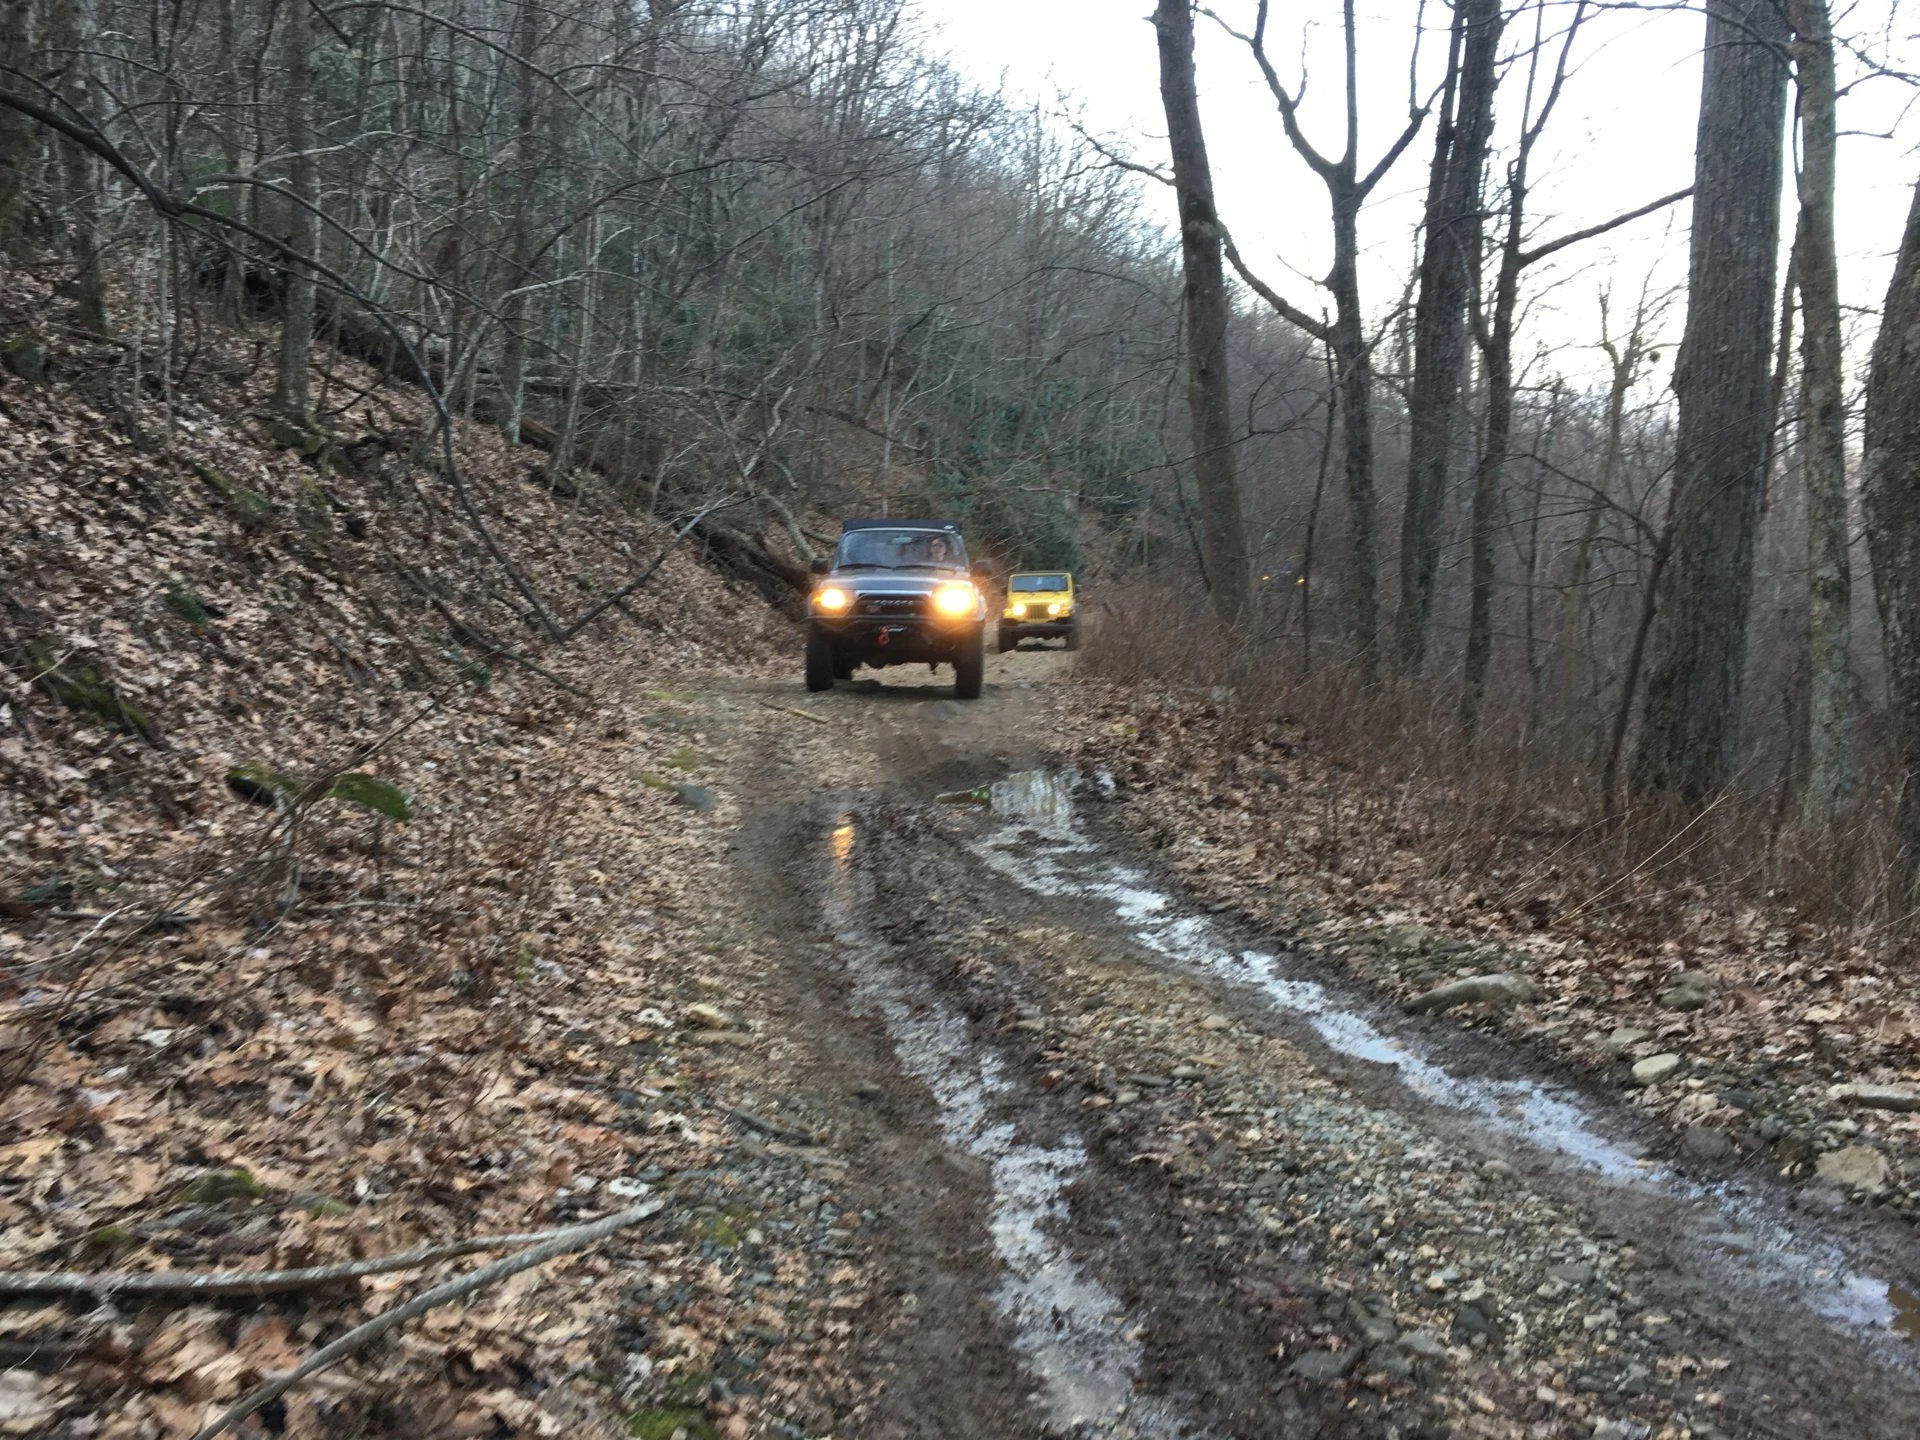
<box><xmin>1078</xmin><ymin>576</ymin><xmax>1913</xmax><ymax>944</ymax></box>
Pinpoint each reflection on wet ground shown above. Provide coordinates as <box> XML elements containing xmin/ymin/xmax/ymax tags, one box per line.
<box><xmin>822</xmin><ymin>811</ymin><xmax>1186</xmax><ymax>1438</ymax></box>
<box><xmin>976</xmin><ymin>769</ymin><xmax>1916</xmax><ymax>1353</ymax></box>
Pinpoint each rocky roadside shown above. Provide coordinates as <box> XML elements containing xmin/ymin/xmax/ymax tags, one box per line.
<box><xmin>902</xmin><ymin>903</ymin><xmax>1761</xmax><ymax>1440</ymax></box>
<box><xmin>1059</xmin><ymin>689</ymin><xmax>1920</xmax><ymax>1227</ymax></box>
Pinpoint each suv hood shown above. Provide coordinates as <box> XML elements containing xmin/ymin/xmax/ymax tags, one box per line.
<box><xmin>824</xmin><ymin>572</ymin><xmax>966</xmax><ymax>595</ymax></box>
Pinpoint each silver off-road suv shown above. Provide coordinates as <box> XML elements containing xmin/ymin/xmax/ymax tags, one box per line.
<box><xmin>804</xmin><ymin>519</ymin><xmax>991</xmax><ymax>698</ymax></box>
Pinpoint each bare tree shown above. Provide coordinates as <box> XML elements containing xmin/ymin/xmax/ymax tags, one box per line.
<box><xmin>1789</xmin><ymin>0</ymin><xmax>1852</xmax><ymax>819</ymax></box>
<box><xmin>1863</xmin><ymin>176</ymin><xmax>1920</xmax><ymax>891</ymax></box>
<box><xmin>1225</xmin><ymin>0</ymin><xmax>1433</xmax><ymax>676</ymax></box>
<box><xmin>1154</xmin><ymin>0</ymin><xmax>1251</xmax><ymax>625</ymax></box>
<box><xmin>1633</xmin><ymin>0</ymin><xmax>1791</xmax><ymax>807</ymax></box>
<box><xmin>1398</xmin><ymin>0</ymin><xmax>1501</xmax><ymax>674</ymax></box>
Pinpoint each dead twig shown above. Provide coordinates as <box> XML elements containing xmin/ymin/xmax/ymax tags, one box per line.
<box><xmin>0</xmin><ymin>1212</ymin><xmax>651</xmax><ymax>1299</ymax></box>
<box><xmin>190</xmin><ymin>1199</ymin><xmax>664</xmax><ymax>1440</ymax></box>
<box><xmin>728</xmin><ymin>1107</ymin><xmax>819</xmax><ymax>1146</ymax></box>
<box><xmin>756</xmin><ymin>698</ymin><xmax>830</xmax><ymax>726</ymax></box>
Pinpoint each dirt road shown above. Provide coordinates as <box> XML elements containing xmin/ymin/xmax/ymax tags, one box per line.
<box><xmin>645</xmin><ymin>647</ymin><xmax>1920</xmax><ymax>1440</ymax></box>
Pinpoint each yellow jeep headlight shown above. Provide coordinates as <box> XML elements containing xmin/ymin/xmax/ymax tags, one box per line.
<box><xmin>814</xmin><ymin>586</ymin><xmax>851</xmax><ymax>613</ymax></box>
<box><xmin>1009</xmin><ymin>602</ymin><xmax>1028</xmax><ymax>618</ymax></box>
<box><xmin>933</xmin><ymin>583</ymin><xmax>976</xmax><ymax>617</ymax></box>
<box><xmin>1046</xmin><ymin>602</ymin><xmax>1062</xmax><ymax>616</ymax></box>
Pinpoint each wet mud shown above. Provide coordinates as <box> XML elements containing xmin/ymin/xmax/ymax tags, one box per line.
<box><xmin>706</xmin><ymin>654</ymin><xmax>1920</xmax><ymax>1438</ymax></box>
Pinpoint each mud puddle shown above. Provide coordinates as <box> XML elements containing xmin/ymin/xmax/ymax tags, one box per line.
<box><xmin>820</xmin><ymin>815</ymin><xmax>1186</xmax><ymax>1438</ymax></box>
<box><xmin>971</xmin><ymin>770</ymin><xmax>1916</xmax><ymax>1356</ymax></box>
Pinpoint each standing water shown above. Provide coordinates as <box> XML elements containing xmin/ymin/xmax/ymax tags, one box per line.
<box><xmin>973</xmin><ymin>770</ymin><xmax>1917</xmax><ymax>1354</ymax></box>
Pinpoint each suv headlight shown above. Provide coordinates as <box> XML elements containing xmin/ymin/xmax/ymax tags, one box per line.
<box><xmin>1046</xmin><ymin>602</ymin><xmax>1063</xmax><ymax>616</ymax></box>
<box><xmin>814</xmin><ymin>586</ymin><xmax>851</xmax><ymax>613</ymax></box>
<box><xmin>933</xmin><ymin>583</ymin><xmax>976</xmax><ymax>617</ymax></box>
<box><xmin>1010</xmin><ymin>602</ymin><xmax>1028</xmax><ymax>618</ymax></box>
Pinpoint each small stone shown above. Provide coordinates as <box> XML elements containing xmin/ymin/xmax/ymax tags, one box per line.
<box><xmin>1201</xmin><ymin>1014</ymin><xmax>1230</xmax><ymax>1031</ymax></box>
<box><xmin>1368</xmin><ymin>1345</ymin><xmax>1415</xmax><ymax>1380</ymax></box>
<box><xmin>1603</xmin><ymin>1027</ymin><xmax>1652</xmax><ymax>1054</ymax></box>
<box><xmin>672</xmin><ymin>783</ymin><xmax>717</xmax><ymax>813</ymax></box>
<box><xmin>1658</xmin><ymin>971</ymin><xmax>1717</xmax><ymax>1012</ymax></box>
<box><xmin>1681</xmin><ymin>1125</ymin><xmax>1734</xmax><ymax>1162</ymax></box>
<box><xmin>1358</xmin><ymin>1313</ymin><xmax>1398</xmax><ymax>1345</ymax></box>
<box><xmin>684</xmin><ymin>1003</ymin><xmax>734</xmax><ymax>1030</ymax></box>
<box><xmin>1451</xmin><ymin>1304</ymin><xmax>1502</xmax><ymax>1342</ymax></box>
<box><xmin>1287</xmin><ymin>1348</ymin><xmax>1356</xmax><ymax>1382</ymax></box>
<box><xmin>1399</xmin><ymin>1331</ymin><xmax>1449</xmax><ymax>1361</ymax></box>
<box><xmin>1720</xmin><ymin>1088</ymin><xmax>1759</xmax><ymax>1111</ymax></box>
<box><xmin>1405</xmin><ymin>973</ymin><xmax>1539</xmax><ymax>1015</ymax></box>
<box><xmin>1169</xmin><ymin>1065</ymin><xmax>1205</xmax><ymax>1081</ymax></box>
<box><xmin>1827</xmin><ymin>1083</ymin><xmax>1920</xmax><ymax>1113</ymax></box>
<box><xmin>1815</xmin><ymin>1144</ymin><xmax>1891</xmax><ymax>1196</ymax></box>
<box><xmin>1631</xmin><ymin>1053</ymin><xmax>1682</xmax><ymax>1086</ymax></box>
<box><xmin>1548</xmin><ymin>1262</ymin><xmax>1596</xmax><ymax>1286</ymax></box>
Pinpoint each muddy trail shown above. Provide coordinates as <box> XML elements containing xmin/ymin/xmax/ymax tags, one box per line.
<box><xmin>686</xmin><ymin>648</ymin><xmax>1920</xmax><ymax>1440</ymax></box>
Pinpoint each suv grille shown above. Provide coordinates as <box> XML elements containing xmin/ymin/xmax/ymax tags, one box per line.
<box><xmin>858</xmin><ymin>594</ymin><xmax>928</xmax><ymax>617</ymax></box>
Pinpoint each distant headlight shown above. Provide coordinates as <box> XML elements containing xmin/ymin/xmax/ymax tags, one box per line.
<box><xmin>933</xmin><ymin>583</ymin><xmax>976</xmax><ymax>617</ymax></box>
<box><xmin>1010</xmin><ymin>602</ymin><xmax>1028</xmax><ymax>618</ymax></box>
<box><xmin>1046</xmin><ymin>602</ymin><xmax>1062</xmax><ymax>616</ymax></box>
<box><xmin>814</xmin><ymin>586</ymin><xmax>851</xmax><ymax>613</ymax></box>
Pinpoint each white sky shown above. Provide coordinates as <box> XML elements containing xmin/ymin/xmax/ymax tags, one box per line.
<box><xmin>916</xmin><ymin>0</ymin><xmax>1920</xmax><ymax>391</ymax></box>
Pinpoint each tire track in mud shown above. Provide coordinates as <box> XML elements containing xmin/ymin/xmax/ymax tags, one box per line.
<box><xmin>710</xmin><ymin>662</ymin><xmax>1920</xmax><ymax>1439</ymax></box>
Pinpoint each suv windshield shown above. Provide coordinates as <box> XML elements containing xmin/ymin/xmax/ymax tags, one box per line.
<box><xmin>836</xmin><ymin>528</ymin><xmax>968</xmax><ymax>572</ymax></box>
<box><xmin>1010</xmin><ymin>574</ymin><xmax>1068</xmax><ymax>591</ymax></box>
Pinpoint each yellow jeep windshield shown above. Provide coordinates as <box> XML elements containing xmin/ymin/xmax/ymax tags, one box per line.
<box><xmin>1009</xmin><ymin>574</ymin><xmax>1069</xmax><ymax>592</ymax></box>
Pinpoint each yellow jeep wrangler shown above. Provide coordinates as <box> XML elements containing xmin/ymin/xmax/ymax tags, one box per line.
<box><xmin>997</xmin><ymin>571</ymin><xmax>1078</xmax><ymax>652</ymax></box>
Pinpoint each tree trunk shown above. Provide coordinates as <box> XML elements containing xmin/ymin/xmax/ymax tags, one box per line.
<box><xmin>1790</xmin><ymin>0</ymin><xmax>1852</xmax><ymax>820</ymax></box>
<box><xmin>1397</xmin><ymin>0</ymin><xmax>1501</xmax><ymax>674</ymax></box>
<box><xmin>0</xmin><ymin>0</ymin><xmax>33</xmax><ymax>249</ymax></box>
<box><xmin>1329</xmin><ymin>190</ymin><xmax>1380</xmax><ymax>671</ymax></box>
<box><xmin>272</xmin><ymin>0</ymin><xmax>318</xmax><ymax>420</ymax></box>
<box><xmin>1862</xmin><ymin>178</ymin><xmax>1920</xmax><ymax>893</ymax></box>
<box><xmin>1154</xmin><ymin>0</ymin><xmax>1251</xmax><ymax>627</ymax></box>
<box><xmin>1633</xmin><ymin>0</ymin><xmax>1790</xmax><ymax>807</ymax></box>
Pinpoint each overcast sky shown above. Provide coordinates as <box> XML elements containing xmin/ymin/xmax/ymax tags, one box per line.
<box><xmin>916</xmin><ymin>0</ymin><xmax>1920</xmax><ymax>390</ymax></box>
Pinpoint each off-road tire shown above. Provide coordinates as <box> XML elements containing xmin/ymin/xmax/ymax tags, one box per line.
<box><xmin>805</xmin><ymin>629</ymin><xmax>835</xmax><ymax>692</ymax></box>
<box><xmin>832</xmin><ymin>652</ymin><xmax>855</xmax><ymax>680</ymax></box>
<box><xmin>954</xmin><ymin>628</ymin><xmax>986</xmax><ymax>699</ymax></box>
<box><xmin>996</xmin><ymin>627</ymin><xmax>1017</xmax><ymax>654</ymax></box>
<box><xmin>1064</xmin><ymin>620</ymin><xmax>1080</xmax><ymax>652</ymax></box>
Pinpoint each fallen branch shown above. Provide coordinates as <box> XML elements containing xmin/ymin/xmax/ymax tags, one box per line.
<box><xmin>756</xmin><ymin>699</ymin><xmax>830</xmax><ymax>726</ymax></box>
<box><xmin>729</xmin><ymin>1107</ymin><xmax>819</xmax><ymax>1146</ymax></box>
<box><xmin>191</xmin><ymin>1199</ymin><xmax>664</xmax><ymax>1440</ymax></box>
<box><xmin>0</xmin><ymin>1214</ymin><xmax>645</xmax><ymax>1299</ymax></box>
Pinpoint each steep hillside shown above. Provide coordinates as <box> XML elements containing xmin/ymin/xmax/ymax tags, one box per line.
<box><xmin>0</xmin><ymin>267</ymin><xmax>858</xmax><ymax>1438</ymax></box>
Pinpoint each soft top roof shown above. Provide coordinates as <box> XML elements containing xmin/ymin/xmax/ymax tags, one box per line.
<box><xmin>841</xmin><ymin>518</ymin><xmax>960</xmax><ymax>533</ymax></box>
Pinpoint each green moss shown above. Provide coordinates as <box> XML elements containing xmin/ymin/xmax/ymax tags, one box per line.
<box><xmin>3</xmin><ymin>334</ymin><xmax>47</xmax><ymax>383</ymax></box>
<box><xmin>696</xmin><ymin>1205</ymin><xmax>756</xmax><ymax>1250</ymax></box>
<box><xmin>626</xmin><ymin>1409</ymin><xmax>716</xmax><ymax>1440</ymax></box>
<box><xmin>297</xmin><ymin>1194</ymin><xmax>353</xmax><ymax>1218</ymax></box>
<box><xmin>191</xmin><ymin>461</ymin><xmax>272</xmax><ymax>529</ymax></box>
<box><xmin>164</xmin><ymin>584</ymin><xmax>212</xmax><ymax>628</ymax></box>
<box><xmin>666</xmin><ymin>747</ymin><xmax>702</xmax><ymax>771</ymax></box>
<box><xmin>638</xmin><ymin>772</ymin><xmax>676</xmax><ymax>791</ymax></box>
<box><xmin>173</xmin><ymin>1167</ymin><xmax>264</xmax><ymax>1204</ymax></box>
<box><xmin>26</xmin><ymin>642</ymin><xmax>155</xmax><ymax>740</ymax></box>
<box><xmin>79</xmin><ymin>1223</ymin><xmax>139</xmax><ymax>1256</ymax></box>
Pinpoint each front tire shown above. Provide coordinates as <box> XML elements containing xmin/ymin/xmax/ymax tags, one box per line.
<box><xmin>996</xmin><ymin>627</ymin><xmax>1017</xmax><ymax>654</ymax></box>
<box><xmin>1063</xmin><ymin>620</ymin><xmax>1080</xmax><ymax>652</ymax></box>
<box><xmin>805</xmin><ymin>629</ymin><xmax>835</xmax><ymax>692</ymax></box>
<box><xmin>953</xmin><ymin>627</ymin><xmax>985</xmax><ymax>699</ymax></box>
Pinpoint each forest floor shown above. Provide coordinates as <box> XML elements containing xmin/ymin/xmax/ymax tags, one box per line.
<box><xmin>9</xmin><ymin>629</ymin><xmax>1920</xmax><ymax>1437</ymax></box>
